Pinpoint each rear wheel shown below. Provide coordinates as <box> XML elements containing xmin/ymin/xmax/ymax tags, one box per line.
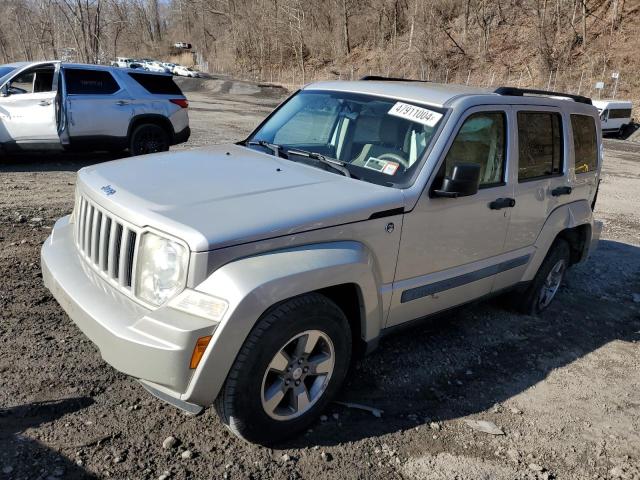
<box><xmin>517</xmin><ymin>239</ymin><xmax>570</xmax><ymax>315</ymax></box>
<box><xmin>129</xmin><ymin>123</ymin><xmax>170</xmax><ymax>156</ymax></box>
<box><xmin>215</xmin><ymin>293</ymin><xmax>352</xmax><ymax>445</ymax></box>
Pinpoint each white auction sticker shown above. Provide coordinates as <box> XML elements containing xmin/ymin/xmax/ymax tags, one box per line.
<box><xmin>388</xmin><ymin>102</ymin><xmax>443</xmax><ymax>127</ymax></box>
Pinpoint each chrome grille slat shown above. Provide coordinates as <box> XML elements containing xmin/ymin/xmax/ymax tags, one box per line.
<box><xmin>74</xmin><ymin>194</ymin><xmax>139</xmax><ymax>294</ymax></box>
<box><xmin>91</xmin><ymin>210</ymin><xmax>101</xmax><ymax>264</ymax></box>
<box><xmin>98</xmin><ymin>214</ymin><xmax>109</xmax><ymax>270</ymax></box>
<box><xmin>118</xmin><ymin>228</ymin><xmax>132</xmax><ymax>287</ymax></box>
<box><xmin>107</xmin><ymin>220</ymin><xmax>119</xmax><ymax>278</ymax></box>
<box><xmin>83</xmin><ymin>204</ymin><xmax>93</xmax><ymax>255</ymax></box>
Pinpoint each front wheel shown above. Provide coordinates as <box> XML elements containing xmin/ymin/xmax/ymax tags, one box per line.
<box><xmin>129</xmin><ymin>123</ymin><xmax>170</xmax><ymax>156</ymax></box>
<box><xmin>215</xmin><ymin>293</ymin><xmax>352</xmax><ymax>445</ymax></box>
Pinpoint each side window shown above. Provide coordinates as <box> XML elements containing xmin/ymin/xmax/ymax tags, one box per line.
<box><xmin>65</xmin><ymin>69</ymin><xmax>120</xmax><ymax>95</ymax></box>
<box><xmin>443</xmin><ymin>112</ymin><xmax>506</xmax><ymax>187</ymax></box>
<box><xmin>571</xmin><ymin>115</ymin><xmax>598</xmax><ymax>174</ymax></box>
<box><xmin>517</xmin><ymin>111</ymin><xmax>563</xmax><ymax>181</ymax></box>
<box><xmin>8</xmin><ymin>66</ymin><xmax>55</xmax><ymax>94</ymax></box>
<box><xmin>609</xmin><ymin>108</ymin><xmax>632</xmax><ymax>119</ymax></box>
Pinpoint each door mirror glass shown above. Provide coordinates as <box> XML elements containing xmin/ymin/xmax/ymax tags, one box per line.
<box><xmin>433</xmin><ymin>163</ymin><xmax>481</xmax><ymax>198</ymax></box>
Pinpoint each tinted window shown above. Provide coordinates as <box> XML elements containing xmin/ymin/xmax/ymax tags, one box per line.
<box><xmin>517</xmin><ymin>112</ymin><xmax>563</xmax><ymax>181</ymax></box>
<box><xmin>608</xmin><ymin>108</ymin><xmax>632</xmax><ymax>119</ymax></box>
<box><xmin>443</xmin><ymin>112</ymin><xmax>506</xmax><ymax>187</ymax></box>
<box><xmin>65</xmin><ymin>69</ymin><xmax>119</xmax><ymax>95</ymax></box>
<box><xmin>128</xmin><ymin>73</ymin><xmax>182</xmax><ymax>95</ymax></box>
<box><xmin>571</xmin><ymin>115</ymin><xmax>598</xmax><ymax>174</ymax></box>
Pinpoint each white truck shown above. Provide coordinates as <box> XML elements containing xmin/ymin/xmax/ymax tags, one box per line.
<box><xmin>592</xmin><ymin>99</ymin><xmax>633</xmax><ymax>136</ymax></box>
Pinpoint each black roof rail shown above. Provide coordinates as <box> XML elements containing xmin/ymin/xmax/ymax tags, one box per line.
<box><xmin>360</xmin><ymin>75</ymin><xmax>428</xmax><ymax>83</ymax></box>
<box><xmin>494</xmin><ymin>86</ymin><xmax>592</xmax><ymax>105</ymax></box>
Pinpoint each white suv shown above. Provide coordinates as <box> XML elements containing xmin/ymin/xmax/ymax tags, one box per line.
<box><xmin>0</xmin><ymin>61</ymin><xmax>190</xmax><ymax>156</ymax></box>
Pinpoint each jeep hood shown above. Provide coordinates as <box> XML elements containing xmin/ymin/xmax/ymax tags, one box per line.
<box><xmin>77</xmin><ymin>144</ymin><xmax>405</xmax><ymax>252</ymax></box>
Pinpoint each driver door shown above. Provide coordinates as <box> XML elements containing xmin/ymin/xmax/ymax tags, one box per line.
<box><xmin>0</xmin><ymin>63</ymin><xmax>61</xmax><ymax>146</ymax></box>
<box><xmin>387</xmin><ymin>106</ymin><xmax>515</xmax><ymax>327</ymax></box>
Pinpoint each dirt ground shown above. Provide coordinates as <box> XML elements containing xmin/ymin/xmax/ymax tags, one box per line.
<box><xmin>1</xmin><ymin>78</ymin><xmax>639</xmax><ymax>480</ymax></box>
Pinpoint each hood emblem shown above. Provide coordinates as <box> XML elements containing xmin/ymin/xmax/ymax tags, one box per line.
<box><xmin>101</xmin><ymin>185</ymin><xmax>116</xmax><ymax>196</ymax></box>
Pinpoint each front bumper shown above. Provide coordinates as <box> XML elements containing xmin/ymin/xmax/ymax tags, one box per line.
<box><xmin>41</xmin><ymin>216</ymin><xmax>217</xmax><ymax>406</ymax></box>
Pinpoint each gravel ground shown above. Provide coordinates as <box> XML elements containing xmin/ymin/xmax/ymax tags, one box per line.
<box><xmin>1</xmin><ymin>77</ymin><xmax>639</xmax><ymax>480</ymax></box>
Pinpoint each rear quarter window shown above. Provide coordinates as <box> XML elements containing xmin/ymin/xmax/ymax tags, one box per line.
<box><xmin>517</xmin><ymin>111</ymin><xmax>563</xmax><ymax>181</ymax></box>
<box><xmin>571</xmin><ymin>114</ymin><xmax>598</xmax><ymax>174</ymax></box>
<box><xmin>65</xmin><ymin>69</ymin><xmax>120</xmax><ymax>95</ymax></box>
<box><xmin>128</xmin><ymin>73</ymin><xmax>183</xmax><ymax>95</ymax></box>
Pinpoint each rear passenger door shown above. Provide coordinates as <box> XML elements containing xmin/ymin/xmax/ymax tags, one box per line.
<box><xmin>503</xmin><ymin>107</ymin><xmax>571</xmax><ymax>253</ymax></box>
<box><xmin>64</xmin><ymin>68</ymin><xmax>132</xmax><ymax>141</ymax></box>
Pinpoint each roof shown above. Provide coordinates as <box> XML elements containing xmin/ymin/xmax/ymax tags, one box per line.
<box><xmin>1</xmin><ymin>60</ymin><xmax>170</xmax><ymax>76</ymax></box>
<box><xmin>303</xmin><ymin>80</ymin><xmax>493</xmax><ymax>108</ymax></box>
<box><xmin>592</xmin><ymin>99</ymin><xmax>633</xmax><ymax>106</ymax></box>
<box><xmin>302</xmin><ymin>80</ymin><xmax>595</xmax><ymax>109</ymax></box>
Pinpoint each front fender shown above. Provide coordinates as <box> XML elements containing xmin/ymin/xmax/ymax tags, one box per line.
<box><xmin>181</xmin><ymin>241</ymin><xmax>382</xmax><ymax>406</ymax></box>
<box><xmin>522</xmin><ymin>199</ymin><xmax>593</xmax><ymax>281</ymax></box>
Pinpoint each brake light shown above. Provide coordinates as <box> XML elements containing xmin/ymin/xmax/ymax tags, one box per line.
<box><xmin>170</xmin><ymin>99</ymin><xmax>189</xmax><ymax>108</ymax></box>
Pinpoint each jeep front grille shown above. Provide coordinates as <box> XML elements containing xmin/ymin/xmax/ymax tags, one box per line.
<box><xmin>74</xmin><ymin>194</ymin><xmax>139</xmax><ymax>291</ymax></box>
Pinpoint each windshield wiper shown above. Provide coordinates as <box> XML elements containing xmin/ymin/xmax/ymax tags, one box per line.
<box><xmin>286</xmin><ymin>148</ymin><xmax>351</xmax><ymax>178</ymax></box>
<box><xmin>245</xmin><ymin>140</ymin><xmax>283</xmax><ymax>158</ymax></box>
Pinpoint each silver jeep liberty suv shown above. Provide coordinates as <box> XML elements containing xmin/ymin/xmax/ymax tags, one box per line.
<box><xmin>42</xmin><ymin>78</ymin><xmax>603</xmax><ymax>445</ymax></box>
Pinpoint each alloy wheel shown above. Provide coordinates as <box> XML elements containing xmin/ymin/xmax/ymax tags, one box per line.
<box><xmin>261</xmin><ymin>330</ymin><xmax>335</xmax><ymax>420</ymax></box>
<box><xmin>537</xmin><ymin>259</ymin><xmax>566</xmax><ymax>309</ymax></box>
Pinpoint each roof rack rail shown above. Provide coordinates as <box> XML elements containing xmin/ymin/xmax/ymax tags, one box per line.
<box><xmin>360</xmin><ymin>75</ymin><xmax>427</xmax><ymax>83</ymax></box>
<box><xmin>494</xmin><ymin>86</ymin><xmax>592</xmax><ymax>105</ymax></box>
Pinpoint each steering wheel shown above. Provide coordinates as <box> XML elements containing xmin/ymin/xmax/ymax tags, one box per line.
<box><xmin>8</xmin><ymin>86</ymin><xmax>27</xmax><ymax>95</ymax></box>
<box><xmin>377</xmin><ymin>152</ymin><xmax>410</xmax><ymax>169</ymax></box>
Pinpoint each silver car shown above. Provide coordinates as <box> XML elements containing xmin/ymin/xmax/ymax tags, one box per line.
<box><xmin>0</xmin><ymin>61</ymin><xmax>190</xmax><ymax>156</ymax></box>
<box><xmin>42</xmin><ymin>79</ymin><xmax>603</xmax><ymax>445</ymax></box>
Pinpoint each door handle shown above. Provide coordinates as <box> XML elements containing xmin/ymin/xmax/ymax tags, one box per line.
<box><xmin>38</xmin><ymin>100</ymin><xmax>52</xmax><ymax>106</ymax></box>
<box><xmin>116</xmin><ymin>100</ymin><xmax>130</xmax><ymax>106</ymax></box>
<box><xmin>551</xmin><ymin>186</ymin><xmax>572</xmax><ymax>197</ymax></box>
<box><xmin>489</xmin><ymin>197</ymin><xmax>516</xmax><ymax>210</ymax></box>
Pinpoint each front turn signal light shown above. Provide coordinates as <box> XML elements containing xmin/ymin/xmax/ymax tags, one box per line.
<box><xmin>190</xmin><ymin>335</ymin><xmax>212</xmax><ymax>369</ymax></box>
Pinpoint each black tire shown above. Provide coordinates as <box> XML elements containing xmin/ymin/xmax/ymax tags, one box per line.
<box><xmin>129</xmin><ymin>123</ymin><xmax>170</xmax><ymax>156</ymax></box>
<box><xmin>215</xmin><ymin>293</ymin><xmax>352</xmax><ymax>445</ymax></box>
<box><xmin>517</xmin><ymin>239</ymin><xmax>571</xmax><ymax>315</ymax></box>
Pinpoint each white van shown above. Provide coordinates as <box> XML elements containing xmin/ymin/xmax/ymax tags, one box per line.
<box><xmin>592</xmin><ymin>100</ymin><xmax>633</xmax><ymax>136</ymax></box>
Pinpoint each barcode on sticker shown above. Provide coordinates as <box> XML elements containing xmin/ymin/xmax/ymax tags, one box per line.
<box><xmin>388</xmin><ymin>102</ymin><xmax>443</xmax><ymax>127</ymax></box>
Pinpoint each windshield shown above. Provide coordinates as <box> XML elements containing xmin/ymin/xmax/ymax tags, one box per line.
<box><xmin>247</xmin><ymin>90</ymin><xmax>444</xmax><ymax>186</ymax></box>
<box><xmin>0</xmin><ymin>66</ymin><xmax>17</xmax><ymax>85</ymax></box>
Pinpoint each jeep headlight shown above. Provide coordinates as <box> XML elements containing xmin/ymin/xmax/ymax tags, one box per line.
<box><xmin>135</xmin><ymin>232</ymin><xmax>188</xmax><ymax>306</ymax></box>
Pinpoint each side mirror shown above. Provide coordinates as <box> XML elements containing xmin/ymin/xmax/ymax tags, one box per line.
<box><xmin>0</xmin><ymin>84</ymin><xmax>8</xmax><ymax>97</ymax></box>
<box><xmin>433</xmin><ymin>163</ymin><xmax>481</xmax><ymax>198</ymax></box>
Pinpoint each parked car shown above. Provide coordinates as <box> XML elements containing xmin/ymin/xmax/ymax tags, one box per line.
<box><xmin>114</xmin><ymin>57</ymin><xmax>134</xmax><ymax>68</ymax></box>
<box><xmin>0</xmin><ymin>61</ymin><xmax>190</xmax><ymax>155</ymax></box>
<box><xmin>173</xmin><ymin>42</ymin><xmax>192</xmax><ymax>49</ymax></box>
<box><xmin>174</xmin><ymin>65</ymin><xmax>199</xmax><ymax>77</ymax></box>
<box><xmin>42</xmin><ymin>80</ymin><xmax>602</xmax><ymax>445</ymax></box>
<box><xmin>144</xmin><ymin>62</ymin><xmax>172</xmax><ymax>74</ymax></box>
<box><xmin>592</xmin><ymin>99</ymin><xmax>633</xmax><ymax>136</ymax></box>
<box><xmin>162</xmin><ymin>62</ymin><xmax>178</xmax><ymax>74</ymax></box>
